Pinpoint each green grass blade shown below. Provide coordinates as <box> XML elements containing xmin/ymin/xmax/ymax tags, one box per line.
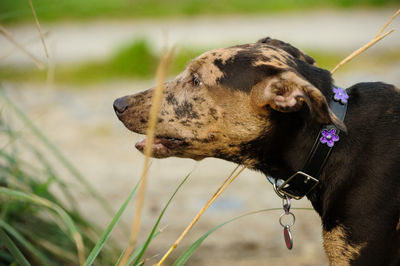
<box><xmin>0</xmin><ymin>87</ymin><xmax>114</xmax><ymax>217</ymax></box>
<box><xmin>114</xmin><ymin>232</ymin><xmax>160</xmax><ymax>265</ymax></box>
<box><xmin>0</xmin><ymin>227</ymin><xmax>31</xmax><ymax>266</ymax></box>
<box><xmin>122</xmin><ymin>231</ymin><xmax>160</xmax><ymax>266</ymax></box>
<box><xmin>173</xmin><ymin>208</ymin><xmax>313</xmax><ymax>266</ymax></box>
<box><xmin>115</xmin><ymin>247</ymin><xmax>126</xmax><ymax>265</ymax></box>
<box><xmin>0</xmin><ymin>250</ymin><xmax>13</xmax><ymax>262</ymax></box>
<box><xmin>132</xmin><ymin>173</ymin><xmax>191</xmax><ymax>265</ymax></box>
<box><xmin>0</xmin><ymin>219</ymin><xmax>51</xmax><ymax>266</ymax></box>
<box><xmin>0</xmin><ymin>187</ymin><xmax>85</xmax><ymax>264</ymax></box>
<box><xmin>23</xmin><ymin>139</ymin><xmax>81</xmax><ymax>213</ymax></box>
<box><xmin>84</xmin><ymin>180</ymin><xmax>141</xmax><ymax>266</ymax></box>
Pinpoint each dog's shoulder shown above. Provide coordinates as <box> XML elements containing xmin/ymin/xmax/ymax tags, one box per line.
<box><xmin>346</xmin><ymin>81</ymin><xmax>400</xmax><ymax>118</ymax></box>
<box><xmin>341</xmin><ymin>81</ymin><xmax>400</xmax><ymax>172</ymax></box>
<box><xmin>347</xmin><ymin>81</ymin><xmax>399</xmax><ymax>95</ymax></box>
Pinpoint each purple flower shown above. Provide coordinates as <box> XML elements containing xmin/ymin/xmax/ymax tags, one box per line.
<box><xmin>333</xmin><ymin>87</ymin><xmax>349</xmax><ymax>104</ymax></box>
<box><xmin>320</xmin><ymin>128</ymin><xmax>339</xmax><ymax>147</ymax></box>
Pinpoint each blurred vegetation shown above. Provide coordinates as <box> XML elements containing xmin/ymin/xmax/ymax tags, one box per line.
<box><xmin>0</xmin><ymin>90</ymin><xmax>123</xmax><ymax>265</ymax></box>
<box><xmin>0</xmin><ymin>39</ymin><xmax>208</xmax><ymax>84</ymax></box>
<box><xmin>0</xmin><ymin>0</ymin><xmax>399</xmax><ymax>23</ymax></box>
<box><xmin>1</xmin><ymin>39</ymin><xmax>400</xmax><ymax>85</ymax></box>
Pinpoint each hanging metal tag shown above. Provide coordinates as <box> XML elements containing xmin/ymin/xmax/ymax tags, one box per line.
<box><xmin>283</xmin><ymin>225</ymin><xmax>293</xmax><ymax>250</ymax></box>
<box><xmin>279</xmin><ymin>196</ymin><xmax>295</xmax><ymax>250</ymax></box>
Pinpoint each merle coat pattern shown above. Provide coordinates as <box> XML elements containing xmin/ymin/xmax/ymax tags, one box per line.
<box><xmin>114</xmin><ymin>37</ymin><xmax>400</xmax><ymax>265</ymax></box>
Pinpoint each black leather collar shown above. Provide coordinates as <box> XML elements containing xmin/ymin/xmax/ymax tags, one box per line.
<box><xmin>267</xmin><ymin>86</ymin><xmax>349</xmax><ymax>199</ymax></box>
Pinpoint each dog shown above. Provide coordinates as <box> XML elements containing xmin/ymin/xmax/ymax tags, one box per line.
<box><xmin>114</xmin><ymin>37</ymin><xmax>400</xmax><ymax>265</ymax></box>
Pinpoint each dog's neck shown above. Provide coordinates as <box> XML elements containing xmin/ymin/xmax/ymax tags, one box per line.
<box><xmin>252</xmin><ymin>62</ymin><xmax>337</xmax><ymax>216</ymax></box>
<box><xmin>252</xmin><ymin>111</ymin><xmax>325</xmax><ymax>212</ymax></box>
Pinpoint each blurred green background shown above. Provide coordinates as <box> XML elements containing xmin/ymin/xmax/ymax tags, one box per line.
<box><xmin>1</xmin><ymin>0</ymin><xmax>398</xmax><ymax>23</ymax></box>
<box><xmin>1</xmin><ymin>0</ymin><xmax>399</xmax><ymax>84</ymax></box>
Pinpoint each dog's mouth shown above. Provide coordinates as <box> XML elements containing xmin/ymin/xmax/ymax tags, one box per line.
<box><xmin>135</xmin><ymin>136</ymin><xmax>186</xmax><ymax>158</ymax></box>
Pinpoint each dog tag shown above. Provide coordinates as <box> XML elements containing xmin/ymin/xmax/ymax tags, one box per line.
<box><xmin>283</xmin><ymin>225</ymin><xmax>293</xmax><ymax>250</ymax></box>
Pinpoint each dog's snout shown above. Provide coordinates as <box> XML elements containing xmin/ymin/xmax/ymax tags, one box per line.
<box><xmin>113</xmin><ymin>97</ymin><xmax>130</xmax><ymax>115</ymax></box>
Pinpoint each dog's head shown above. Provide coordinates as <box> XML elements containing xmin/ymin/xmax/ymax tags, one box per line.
<box><xmin>114</xmin><ymin>38</ymin><xmax>344</xmax><ymax>168</ymax></box>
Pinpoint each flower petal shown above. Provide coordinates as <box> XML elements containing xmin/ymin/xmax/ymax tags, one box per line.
<box><xmin>327</xmin><ymin>140</ymin><xmax>334</xmax><ymax>147</ymax></box>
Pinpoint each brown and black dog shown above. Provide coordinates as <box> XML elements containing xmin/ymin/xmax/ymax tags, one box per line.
<box><xmin>114</xmin><ymin>37</ymin><xmax>400</xmax><ymax>265</ymax></box>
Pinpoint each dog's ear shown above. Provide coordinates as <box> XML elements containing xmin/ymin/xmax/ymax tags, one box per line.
<box><xmin>251</xmin><ymin>71</ymin><xmax>345</xmax><ymax>130</ymax></box>
<box><xmin>257</xmin><ymin>37</ymin><xmax>316</xmax><ymax>66</ymax></box>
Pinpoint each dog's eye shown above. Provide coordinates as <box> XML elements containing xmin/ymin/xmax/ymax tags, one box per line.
<box><xmin>193</xmin><ymin>76</ymin><xmax>201</xmax><ymax>86</ymax></box>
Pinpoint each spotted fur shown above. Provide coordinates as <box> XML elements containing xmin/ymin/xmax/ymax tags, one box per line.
<box><xmin>114</xmin><ymin>37</ymin><xmax>400</xmax><ymax>265</ymax></box>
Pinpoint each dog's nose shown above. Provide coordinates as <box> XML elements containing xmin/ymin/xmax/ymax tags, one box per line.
<box><xmin>113</xmin><ymin>97</ymin><xmax>130</xmax><ymax>114</ymax></box>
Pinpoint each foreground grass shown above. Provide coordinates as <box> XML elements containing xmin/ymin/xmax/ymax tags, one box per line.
<box><xmin>1</xmin><ymin>38</ymin><xmax>400</xmax><ymax>85</ymax></box>
<box><xmin>0</xmin><ymin>89</ymin><xmax>122</xmax><ymax>264</ymax></box>
<box><xmin>0</xmin><ymin>0</ymin><xmax>398</xmax><ymax>23</ymax></box>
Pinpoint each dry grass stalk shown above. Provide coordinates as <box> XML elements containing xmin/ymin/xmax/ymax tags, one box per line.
<box><xmin>374</xmin><ymin>9</ymin><xmax>400</xmax><ymax>38</ymax></box>
<box><xmin>156</xmin><ymin>165</ymin><xmax>246</xmax><ymax>266</ymax></box>
<box><xmin>118</xmin><ymin>48</ymin><xmax>175</xmax><ymax>266</ymax></box>
<box><xmin>0</xmin><ymin>24</ymin><xmax>45</xmax><ymax>69</ymax></box>
<box><xmin>331</xmin><ymin>8</ymin><xmax>399</xmax><ymax>74</ymax></box>
<box><xmin>330</xmin><ymin>29</ymin><xmax>394</xmax><ymax>74</ymax></box>
<box><xmin>73</xmin><ymin>232</ymin><xmax>85</xmax><ymax>266</ymax></box>
<box><xmin>28</xmin><ymin>0</ymin><xmax>49</xmax><ymax>59</ymax></box>
<box><xmin>0</xmin><ymin>31</ymin><xmax>50</xmax><ymax>60</ymax></box>
<box><xmin>46</xmin><ymin>55</ymin><xmax>55</xmax><ymax>89</ymax></box>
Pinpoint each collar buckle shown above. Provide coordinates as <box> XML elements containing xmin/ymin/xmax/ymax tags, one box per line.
<box><xmin>275</xmin><ymin>171</ymin><xmax>319</xmax><ymax>200</ymax></box>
